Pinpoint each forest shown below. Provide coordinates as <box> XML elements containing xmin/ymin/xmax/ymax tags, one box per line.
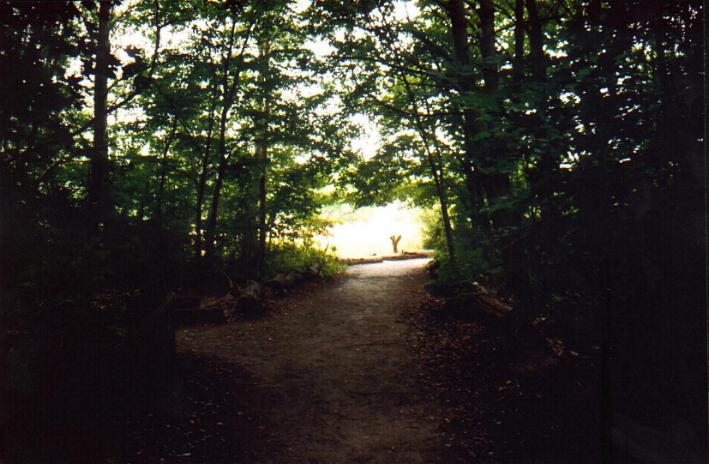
<box><xmin>0</xmin><ymin>0</ymin><xmax>705</xmax><ymax>463</ymax></box>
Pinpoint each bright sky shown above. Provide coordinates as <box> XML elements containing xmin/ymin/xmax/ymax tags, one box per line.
<box><xmin>348</xmin><ymin>113</ymin><xmax>381</xmax><ymax>159</ymax></box>
<box><xmin>316</xmin><ymin>201</ymin><xmax>427</xmax><ymax>258</ymax></box>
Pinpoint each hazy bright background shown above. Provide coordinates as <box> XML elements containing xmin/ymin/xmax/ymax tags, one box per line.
<box><xmin>315</xmin><ymin>201</ymin><xmax>428</xmax><ymax>258</ymax></box>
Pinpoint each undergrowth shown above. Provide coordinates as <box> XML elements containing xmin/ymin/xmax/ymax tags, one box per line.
<box><xmin>263</xmin><ymin>243</ymin><xmax>345</xmax><ymax>279</ymax></box>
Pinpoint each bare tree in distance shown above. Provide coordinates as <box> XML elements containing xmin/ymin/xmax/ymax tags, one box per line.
<box><xmin>389</xmin><ymin>235</ymin><xmax>402</xmax><ymax>254</ymax></box>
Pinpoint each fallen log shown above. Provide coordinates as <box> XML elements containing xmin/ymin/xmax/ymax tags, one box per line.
<box><xmin>234</xmin><ymin>280</ymin><xmax>267</xmax><ymax>317</ymax></box>
<box><xmin>425</xmin><ymin>280</ymin><xmax>513</xmax><ymax>322</ymax></box>
<box><xmin>344</xmin><ymin>257</ymin><xmax>384</xmax><ymax>265</ymax></box>
<box><xmin>384</xmin><ymin>251</ymin><xmax>433</xmax><ymax>260</ymax></box>
<box><xmin>265</xmin><ymin>271</ymin><xmax>305</xmax><ymax>294</ymax></box>
<box><xmin>471</xmin><ymin>282</ymin><xmax>513</xmax><ymax>320</ymax></box>
<box><xmin>345</xmin><ymin>251</ymin><xmax>433</xmax><ymax>265</ymax></box>
<box><xmin>237</xmin><ymin>280</ymin><xmax>262</xmax><ymax>301</ymax></box>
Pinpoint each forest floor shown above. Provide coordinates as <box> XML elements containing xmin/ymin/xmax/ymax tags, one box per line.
<box><xmin>111</xmin><ymin>258</ymin><xmax>600</xmax><ymax>464</ymax></box>
<box><xmin>170</xmin><ymin>258</ymin><xmax>453</xmax><ymax>464</ymax></box>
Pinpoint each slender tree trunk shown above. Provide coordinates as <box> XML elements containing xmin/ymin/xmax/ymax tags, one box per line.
<box><xmin>426</xmin><ymin>150</ymin><xmax>456</xmax><ymax>260</ymax></box>
<box><xmin>256</xmin><ymin>41</ymin><xmax>271</xmax><ymax>275</ymax></box>
<box><xmin>513</xmin><ymin>0</ymin><xmax>525</xmax><ymax>83</ymax></box>
<box><xmin>155</xmin><ymin>116</ymin><xmax>178</xmax><ymax>226</ymax></box>
<box><xmin>203</xmin><ymin>18</ymin><xmax>255</xmax><ymax>261</ymax></box>
<box><xmin>194</xmin><ymin>151</ymin><xmax>211</xmax><ymax>258</ymax></box>
<box><xmin>204</xmin><ymin>105</ymin><xmax>230</xmax><ymax>260</ymax></box>
<box><xmin>137</xmin><ymin>180</ymin><xmax>150</xmax><ymax>224</ymax></box>
<box><xmin>525</xmin><ymin>0</ymin><xmax>554</xmax><ymax>218</ymax></box>
<box><xmin>88</xmin><ymin>0</ymin><xmax>111</xmax><ymax>228</ymax></box>
<box><xmin>204</xmin><ymin>20</ymin><xmax>238</xmax><ymax>261</ymax></box>
<box><xmin>423</xmin><ymin>114</ymin><xmax>457</xmax><ymax>264</ymax></box>
<box><xmin>194</xmin><ymin>77</ymin><xmax>220</xmax><ymax>260</ymax></box>
<box><xmin>398</xmin><ymin>75</ymin><xmax>456</xmax><ymax>263</ymax></box>
<box><xmin>374</xmin><ymin>10</ymin><xmax>458</xmax><ymax>263</ymax></box>
<box><xmin>256</xmin><ymin>141</ymin><xmax>268</xmax><ymax>270</ymax></box>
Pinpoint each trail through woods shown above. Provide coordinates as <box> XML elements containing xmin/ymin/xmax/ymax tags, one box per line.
<box><xmin>177</xmin><ymin>259</ymin><xmax>451</xmax><ymax>463</ymax></box>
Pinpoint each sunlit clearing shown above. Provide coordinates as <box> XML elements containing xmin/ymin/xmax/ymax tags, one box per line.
<box><xmin>316</xmin><ymin>201</ymin><xmax>428</xmax><ymax>258</ymax></box>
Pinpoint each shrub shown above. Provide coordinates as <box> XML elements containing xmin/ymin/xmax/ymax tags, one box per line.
<box><xmin>264</xmin><ymin>243</ymin><xmax>345</xmax><ymax>279</ymax></box>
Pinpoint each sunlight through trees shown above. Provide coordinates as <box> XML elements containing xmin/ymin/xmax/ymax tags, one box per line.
<box><xmin>0</xmin><ymin>0</ymin><xmax>704</xmax><ymax>462</ymax></box>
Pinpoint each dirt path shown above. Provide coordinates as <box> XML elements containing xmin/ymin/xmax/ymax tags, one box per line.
<box><xmin>176</xmin><ymin>259</ymin><xmax>447</xmax><ymax>463</ymax></box>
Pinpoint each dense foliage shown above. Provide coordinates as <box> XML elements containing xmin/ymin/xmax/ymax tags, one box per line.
<box><xmin>311</xmin><ymin>0</ymin><xmax>705</xmax><ymax>451</ymax></box>
<box><xmin>1</xmin><ymin>0</ymin><xmax>353</xmax><ymax>305</ymax></box>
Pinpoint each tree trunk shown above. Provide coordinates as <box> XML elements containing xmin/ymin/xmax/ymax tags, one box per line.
<box><xmin>513</xmin><ymin>0</ymin><xmax>525</xmax><ymax>82</ymax></box>
<box><xmin>204</xmin><ymin>20</ymin><xmax>238</xmax><ymax>261</ymax></box>
<box><xmin>525</xmin><ymin>0</ymin><xmax>545</xmax><ymax>82</ymax></box>
<box><xmin>203</xmin><ymin>105</ymin><xmax>229</xmax><ymax>261</ymax></box>
<box><xmin>478</xmin><ymin>0</ymin><xmax>514</xmax><ymax>229</ymax></box>
<box><xmin>390</xmin><ymin>235</ymin><xmax>402</xmax><ymax>254</ymax></box>
<box><xmin>256</xmin><ymin>41</ymin><xmax>271</xmax><ymax>275</ymax></box>
<box><xmin>154</xmin><ymin>116</ymin><xmax>178</xmax><ymax>226</ymax></box>
<box><xmin>525</xmin><ymin>0</ymin><xmax>555</xmax><ymax>223</ymax></box>
<box><xmin>137</xmin><ymin>180</ymin><xmax>150</xmax><ymax>224</ymax></box>
<box><xmin>203</xmin><ymin>18</ymin><xmax>254</xmax><ymax>261</ymax></box>
<box><xmin>479</xmin><ymin>0</ymin><xmax>498</xmax><ymax>92</ymax></box>
<box><xmin>373</xmin><ymin>11</ymin><xmax>458</xmax><ymax>264</ymax></box>
<box><xmin>256</xmin><ymin>143</ymin><xmax>267</xmax><ymax>266</ymax></box>
<box><xmin>445</xmin><ymin>0</ymin><xmax>486</xmax><ymax>228</ymax></box>
<box><xmin>88</xmin><ymin>0</ymin><xmax>111</xmax><ymax>229</ymax></box>
<box><xmin>193</xmin><ymin>77</ymin><xmax>220</xmax><ymax>260</ymax></box>
<box><xmin>398</xmin><ymin>75</ymin><xmax>456</xmax><ymax>263</ymax></box>
<box><xmin>427</xmin><ymin>151</ymin><xmax>456</xmax><ymax>261</ymax></box>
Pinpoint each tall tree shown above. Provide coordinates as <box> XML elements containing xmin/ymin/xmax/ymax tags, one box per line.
<box><xmin>88</xmin><ymin>0</ymin><xmax>112</xmax><ymax>227</ymax></box>
<box><xmin>203</xmin><ymin>13</ymin><xmax>256</xmax><ymax>260</ymax></box>
<box><xmin>255</xmin><ymin>39</ymin><xmax>272</xmax><ymax>274</ymax></box>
